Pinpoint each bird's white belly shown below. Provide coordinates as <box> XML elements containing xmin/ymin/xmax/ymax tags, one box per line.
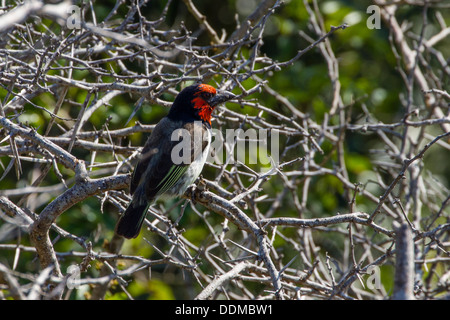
<box><xmin>165</xmin><ymin>128</ymin><xmax>211</xmax><ymax>197</ymax></box>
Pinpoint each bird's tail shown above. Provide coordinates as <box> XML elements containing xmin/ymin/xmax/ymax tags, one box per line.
<box><xmin>115</xmin><ymin>195</ymin><xmax>151</xmax><ymax>239</ymax></box>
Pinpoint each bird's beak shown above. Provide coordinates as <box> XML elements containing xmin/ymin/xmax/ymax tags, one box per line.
<box><xmin>209</xmin><ymin>89</ymin><xmax>236</xmax><ymax>107</ymax></box>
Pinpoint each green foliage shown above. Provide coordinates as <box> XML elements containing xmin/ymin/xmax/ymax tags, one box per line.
<box><xmin>0</xmin><ymin>0</ymin><xmax>448</xmax><ymax>300</ymax></box>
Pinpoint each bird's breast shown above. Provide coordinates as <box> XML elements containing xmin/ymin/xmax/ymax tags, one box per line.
<box><xmin>163</xmin><ymin>127</ymin><xmax>211</xmax><ymax>199</ymax></box>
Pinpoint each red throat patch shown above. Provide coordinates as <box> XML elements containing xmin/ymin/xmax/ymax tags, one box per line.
<box><xmin>192</xmin><ymin>84</ymin><xmax>217</xmax><ymax>125</ymax></box>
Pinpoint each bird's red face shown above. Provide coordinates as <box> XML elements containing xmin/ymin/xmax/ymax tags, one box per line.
<box><xmin>169</xmin><ymin>83</ymin><xmax>235</xmax><ymax>126</ymax></box>
<box><xmin>191</xmin><ymin>84</ymin><xmax>217</xmax><ymax>125</ymax></box>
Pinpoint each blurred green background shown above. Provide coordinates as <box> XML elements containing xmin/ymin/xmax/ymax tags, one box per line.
<box><xmin>0</xmin><ymin>0</ymin><xmax>448</xmax><ymax>299</ymax></box>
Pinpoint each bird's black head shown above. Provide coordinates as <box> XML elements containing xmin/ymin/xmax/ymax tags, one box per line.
<box><xmin>168</xmin><ymin>84</ymin><xmax>234</xmax><ymax>126</ymax></box>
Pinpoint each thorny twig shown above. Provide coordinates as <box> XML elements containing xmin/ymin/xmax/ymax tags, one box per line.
<box><xmin>0</xmin><ymin>0</ymin><xmax>448</xmax><ymax>300</ymax></box>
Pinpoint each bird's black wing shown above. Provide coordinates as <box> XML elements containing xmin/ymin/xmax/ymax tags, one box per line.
<box><xmin>130</xmin><ymin>118</ymin><xmax>209</xmax><ymax>200</ymax></box>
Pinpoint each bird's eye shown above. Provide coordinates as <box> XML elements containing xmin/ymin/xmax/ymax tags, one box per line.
<box><xmin>203</xmin><ymin>92</ymin><xmax>214</xmax><ymax>100</ymax></box>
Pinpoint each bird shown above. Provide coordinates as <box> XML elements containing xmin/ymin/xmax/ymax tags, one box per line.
<box><xmin>115</xmin><ymin>83</ymin><xmax>235</xmax><ymax>239</ymax></box>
